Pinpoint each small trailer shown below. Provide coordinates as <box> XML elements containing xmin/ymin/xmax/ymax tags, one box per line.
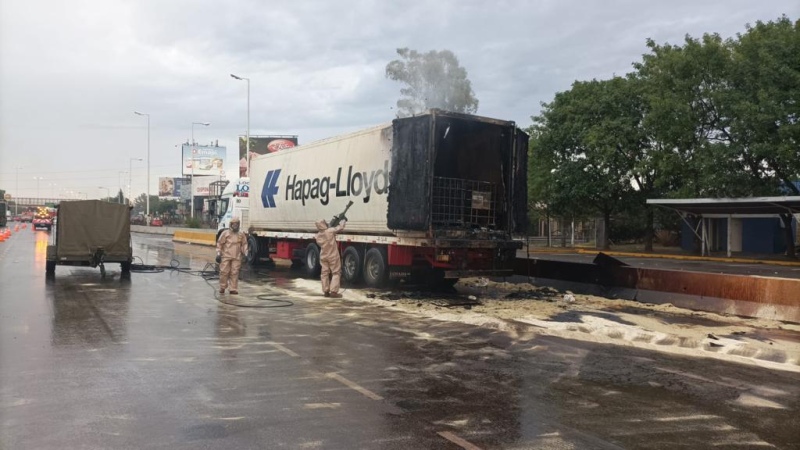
<box><xmin>46</xmin><ymin>200</ymin><xmax>133</xmax><ymax>277</ymax></box>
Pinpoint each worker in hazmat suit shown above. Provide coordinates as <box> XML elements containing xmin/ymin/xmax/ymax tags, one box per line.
<box><xmin>216</xmin><ymin>217</ymin><xmax>249</xmax><ymax>294</ymax></box>
<box><xmin>315</xmin><ymin>218</ymin><xmax>347</xmax><ymax>298</ymax></box>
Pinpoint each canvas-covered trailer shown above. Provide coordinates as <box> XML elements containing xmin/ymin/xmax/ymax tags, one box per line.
<box><xmin>46</xmin><ymin>200</ymin><xmax>133</xmax><ymax>277</ymax></box>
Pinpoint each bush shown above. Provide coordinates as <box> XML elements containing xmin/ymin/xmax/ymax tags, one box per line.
<box><xmin>185</xmin><ymin>217</ymin><xmax>201</xmax><ymax>229</ymax></box>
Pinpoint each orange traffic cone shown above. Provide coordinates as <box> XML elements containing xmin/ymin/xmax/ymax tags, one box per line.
<box><xmin>14</xmin><ymin>225</ymin><xmax>19</xmax><ymax>232</ymax></box>
<box><xmin>0</xmin><ymin>233</ymin><xmax>6</xmax><ymax>242</ymax></box>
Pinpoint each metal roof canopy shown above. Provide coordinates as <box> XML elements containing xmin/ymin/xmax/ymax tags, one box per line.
<box><xmin>646</xmin><ymin>197</ymin><xmax>800</xmax><ymax>216</ymax></box>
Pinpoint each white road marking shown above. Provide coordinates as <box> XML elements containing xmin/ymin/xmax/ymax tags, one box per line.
<box><xmin>268</xmin><ymin>342</ymin><xmax>300</xmax><ymax>357</ymax></box>
<box><xmin>325</xmin><ymin>372</ymin><xmax>383</xmax><ymax>401</ymax></box>
<box><xmin>437</xmin><ymin>431</ymin><xmax>483</xmax><ymax>450</ymax></box>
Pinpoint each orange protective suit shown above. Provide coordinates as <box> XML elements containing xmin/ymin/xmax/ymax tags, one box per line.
<box><xmin>315</xmin><ymin>219</ymin><xmax>346</xmax><ymax>295</ymax></box>
<box><xmin>217</xmin><ymin>228</ymin><xmax>248</xmax><ymax>292</ymax></box>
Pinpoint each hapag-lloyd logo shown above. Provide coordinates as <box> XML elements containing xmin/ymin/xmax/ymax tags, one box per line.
<box><xmin>260</xmin><ymin>161</ymin><xmax>389</xmax><ymax>208</ymax></box>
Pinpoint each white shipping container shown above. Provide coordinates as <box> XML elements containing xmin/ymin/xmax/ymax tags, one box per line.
<box><xmin>249</xmin><ymin>124</ymin><xmax>395</xmax><ymax>235</ymax></box>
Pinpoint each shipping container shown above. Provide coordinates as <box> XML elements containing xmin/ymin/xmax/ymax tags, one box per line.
<box><xmin>221</xmin><ymin>110</ymin><xmax>528</xmax><ymax>287</ymax></box>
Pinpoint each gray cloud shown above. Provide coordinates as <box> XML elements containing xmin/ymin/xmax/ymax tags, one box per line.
<box><xmin>1</xmin><ymin>0</ymin><xmax>797</xmax><ymax>197</ymax></box>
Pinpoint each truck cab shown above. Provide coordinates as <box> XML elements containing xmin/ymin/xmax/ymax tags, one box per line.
<box><xmin>216</xmin><ymin>178</ymin><xmax>250</xmax><ymax>239</ymax></box>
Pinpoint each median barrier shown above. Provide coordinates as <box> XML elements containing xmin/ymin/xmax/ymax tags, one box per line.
<box><xmin>172</xmin><ymin>229</ymin><xmax>217</xmax><ymax>246</ymax></box>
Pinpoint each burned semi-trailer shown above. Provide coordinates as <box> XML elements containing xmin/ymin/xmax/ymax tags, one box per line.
<box><xmin>238</xmin><ymin>110</ymin><xmax>528</xmax><ymax>287</ymax></box>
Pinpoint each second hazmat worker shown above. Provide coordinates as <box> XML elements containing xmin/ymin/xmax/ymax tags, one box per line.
<box><xmin>216</xmin><ymin>217</ymin><xmax>249</xmax><ymax>295</ymax></box>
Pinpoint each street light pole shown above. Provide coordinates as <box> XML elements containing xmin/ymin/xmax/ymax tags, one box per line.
<box><xmin>230</xmin><ymin>74</ymin><xmax>250</xmax><ymax>179</ymax></box>
<box><xmin>190</xmin><ymin>121</ymin><xmax>211</xmax><ymax>219</ymax></box>
<box><xmin>134</xmin><ymin>112</ymin><xmax>150</xmax><ymax>217</ymax></box>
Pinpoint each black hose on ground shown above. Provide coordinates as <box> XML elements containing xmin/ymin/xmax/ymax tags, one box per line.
<box><xmin>130</xmin><ymin>257</ymin><xmax>293</xmax><ymax>308</ymax></box>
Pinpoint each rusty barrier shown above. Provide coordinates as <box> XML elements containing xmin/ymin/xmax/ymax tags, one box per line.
<box><xmin>515</xmin><ymin>255</ymin><xmax>800</xmax><ymax>323</ymax></box>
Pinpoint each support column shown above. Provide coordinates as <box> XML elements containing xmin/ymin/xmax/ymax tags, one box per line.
<box><xmin>727</xmin><ymin>215</ymin><xmax>732</xmax><ymax>258</ymax></box>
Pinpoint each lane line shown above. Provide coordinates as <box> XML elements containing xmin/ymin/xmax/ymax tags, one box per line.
<box><xmin>437</xmin><ymin>431</ymin><xmax>483</xmax><ymax>450</ymax></box>
<box><xmin>268</xmin><ymin>342</ymin><xmax>300</xmax><ymax>357</ymax></box>
<box><xmin>325</xmin><ymin>372</ymin><xmax>384</xmax><ymax>401</ymax></box>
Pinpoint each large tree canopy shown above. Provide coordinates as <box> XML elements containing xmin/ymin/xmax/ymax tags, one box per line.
<box><xmin>530</xmin><ymin>15</ymin><xmax>799</xmax><ymax>255</ymax></box>
<box><xmin>385</xmin><ymin>48</ymin><xmax>479</xmax><ymax>117</ymax></box>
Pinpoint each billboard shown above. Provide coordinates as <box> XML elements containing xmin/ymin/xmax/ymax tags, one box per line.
<box><xmin>192</xmin><ymin>176</ymin><xmax>217</xmax><ymax>197</ymax></box>
<box><xmin>182</xmin><ymin>144</ymin><xmax>226</xmax><ymax>176</ymax></box>
<box><xmin>159</xmin><ymin>177</ymin><xmax>191</xmax><ymax>200</ymax></box>
<box><xmin>239</xmin><ymin>135</ymin><xmax>298</xmax><ymax>177</ymax></box>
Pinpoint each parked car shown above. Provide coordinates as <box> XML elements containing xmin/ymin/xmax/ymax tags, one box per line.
<box><xmin>150</xmin><ymin>217</ymin><xmax>163</xmax><ymax>227</ymax></box>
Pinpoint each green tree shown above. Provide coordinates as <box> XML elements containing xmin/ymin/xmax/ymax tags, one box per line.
<box><xmin>531</xmin><ymin>78</ymin><xmax>648</xmax><ymax>249</ymax></box>
<box><xmin>132</xmin><ymin>194</ymin><xmax>160</xmax><ymax>215</ymax></box>
<box><xmin>386</xmin><ymin>48</ymin><xmax>479</xmax><ymax>117</ymax></box>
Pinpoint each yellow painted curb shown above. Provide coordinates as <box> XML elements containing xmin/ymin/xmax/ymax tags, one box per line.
<box><xmin>173</xmin><ymin>230</ymin><xmax>217</xmax><ymax>247</ymax></box>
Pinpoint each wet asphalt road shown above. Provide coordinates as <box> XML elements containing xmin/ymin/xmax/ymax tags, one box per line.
<box><xmin>2</xmin><ymin>230</ymin><xmax>799</xmax><ymax>449</ymax></box>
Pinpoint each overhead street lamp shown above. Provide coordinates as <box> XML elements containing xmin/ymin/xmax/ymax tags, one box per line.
<box><xmin>134</xmin><ymin>111</ymin><xmax>151</xmax><ymax>217</ymax></box>
<box><xmin>230</xmin><ymin>73</ymin><xmax>250</xmax><ymax>179</ymax></box>
<box><xmin>190</xmin><ymin>121</ymin><xmax>211</xmax><ymax>218</ymax></box>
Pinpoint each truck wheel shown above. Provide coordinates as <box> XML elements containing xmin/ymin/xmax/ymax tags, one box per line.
<box><xmin>245</xmin><ymin>235</ymin><xmax>258</xmax><ymax>265</ymax></box>
<box><xmin>46</xmin><ymin>260</ymin><xmax>56</xmax><ymax>275</ymax></box>
<box><xmin>305</xmin><ymin>243</ymin><xmax>321</xmax><ymax>277</ymax></box>
<box><xmin>342</xmin><ymin>247</ymin><xmax>362</xmax><ymax>284</ymax></box>
<box><xmin>364</xmin><ymin>247</ymin><xmax>388</xmax><ymax>288</ymax></box>
<box><xmin>121</xmin><ymin>261</ymin><xmax>131</xmax><ymax>273</ymax></box>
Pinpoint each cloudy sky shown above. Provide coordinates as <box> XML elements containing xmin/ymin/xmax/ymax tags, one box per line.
<box><xmin>0</xmin><ymin>0</ymin><xmax>796</xmax><ymax>199</ymax></box>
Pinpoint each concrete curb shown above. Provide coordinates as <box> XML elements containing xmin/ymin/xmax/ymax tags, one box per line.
<box><xmin>173</xmin><ymin>229</ymin><xmax>217</xmax><ymax>246</ymax></box>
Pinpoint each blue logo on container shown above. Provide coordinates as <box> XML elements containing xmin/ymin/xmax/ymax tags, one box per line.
<box><xmin>261</xmin><ymin>169</ymin><xmax>281</xmax><ymax>208</ymax></box>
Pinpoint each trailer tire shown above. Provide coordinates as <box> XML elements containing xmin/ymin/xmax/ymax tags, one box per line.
<box><xmin>342</xmin><ymin>247</ymin><xmax>363</xmax><ymax>284</ymax></box>
<box><xmin>245</xmin><ymin>235</ymin><xmax>259</xmax><ymax>265</ymax></box>
<box><xmin>46</xmin><ymin>260</ymin><xmax>56</xmax><ymax>275</ymax></box>
<box><xmin>363</xmin><ymin>247</ymin><xmax>388</xmax><ymax>288</ymax></box>
<box><xmin>305</xmin><ymin>243</ymin><xmax>321</xmax><ymax>277</ymax></box>
<box><xmin>120</xmin><ymin>261</ymin><xmax>131</xmax><ymax>273</ymax></box>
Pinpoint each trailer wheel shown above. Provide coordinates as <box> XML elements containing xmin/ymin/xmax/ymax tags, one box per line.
<box><xmin>245</xmin><ymin>235</ymin><xmax>258</xmax><ymax>265</ymax></box>
<box><xmin>305</xmin><ymin>243</ymin><xmax>321</xmax><ymax>277</ymax></box>
<box><xmin>120</xmin><ymin>261</ymin><xmax>131</xmax><ymax>273</ymax></box>
<box><xmin>342</xmin><ymin>247</ymin><xmax>362</xmax><ymax>284</ymax></box>
<box><xmin>46</xmin><ymin>260</ymin><xmax>56</xmax><ymax>275</ymax></box>
<box><xmin>364</xmin><ymin>247</ymin><xmax>388</xmax><ymax>288</ymax></box>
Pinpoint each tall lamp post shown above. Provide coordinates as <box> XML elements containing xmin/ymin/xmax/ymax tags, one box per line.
<box><xmin>133</xmin><ymin>111</ymin><xmax>150</xmax><ymax>217</ymax></box>
<box><xmin>190</xmin><ymin>121</ymin><xmax>211</xmax><ymax>218</ymax></box>
<box><xmin>230</xmin><ymin>74</ymin><xmax>250</xmax><ymax>178</ymax></box>
<box><xmin>129</xmin><ymin>157</ymin><xmax>143</xmax><ymax>206</ymax></box>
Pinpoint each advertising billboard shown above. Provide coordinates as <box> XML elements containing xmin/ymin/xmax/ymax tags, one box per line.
<box><xmin>182</xmin><ymin>144</ymin><xmax>226</xmax><ymax>176</ymax></box>
<box><xmin>158</xmin><ymin>177</ymin><xmax>191</xmax><ymax>200</ymax></box>
<box><xmin>239</xmin><ymin>135</ymin><xmax>298</xmax><ymax>177</ymax></box>
<box><xmin>191</xmin><ymin>176</ymin><xmax>217</xmax><ymax>197</ymax></box>
<box><xmin>159</xmin><ymin>177</ymin><xmax>191</xmax><ymax>200</ymax></box>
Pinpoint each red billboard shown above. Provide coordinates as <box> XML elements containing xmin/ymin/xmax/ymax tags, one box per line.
<box><xmin>239</xmin><ymin>135</ymin><xmax>298</xmax><ymax>177</ymax></box>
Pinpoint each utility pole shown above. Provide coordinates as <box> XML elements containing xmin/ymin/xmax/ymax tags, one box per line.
<box><xmin>230</xmin><ymin>74</ymin><xmax>250</xmax><ymax>179</ymax></box>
